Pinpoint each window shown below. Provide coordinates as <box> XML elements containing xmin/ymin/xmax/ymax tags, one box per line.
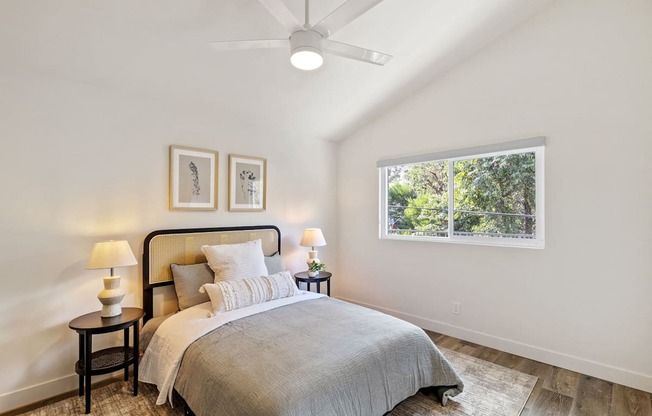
<box><xmin>379</xmin><ymin>137</ymin><xmax>545</xmax><ymax>248</ymax></box>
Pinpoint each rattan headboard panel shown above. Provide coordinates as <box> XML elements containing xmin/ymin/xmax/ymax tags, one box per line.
<box><xmin>147</xmin><ymin>229</ymin><xmax>279</xmax><ymax>285</ymax></box>
<box><xmin>142</xmin><ymin>225</ymin><xmax>281</xmax><ymax>321</ymax></box>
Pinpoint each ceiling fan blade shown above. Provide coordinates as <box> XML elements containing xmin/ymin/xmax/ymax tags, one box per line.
<box><xmin>258</xmin><ymin>0</ymin><xmax>302</xmax><ymax>33</ymax></box>
<box><xmin>210</xmin><ymin>39</ymin><xmax>289</xmax><ymax>51</ymax></box>
<box><xmin>312</xmin><ymin>0</ymin><xmax>385</xmax><ymax>37</ymax></box>
<box><xmin>323</xmin><ymin>39</ymin><xmax>392</xmax><ymax>66</ymax></box>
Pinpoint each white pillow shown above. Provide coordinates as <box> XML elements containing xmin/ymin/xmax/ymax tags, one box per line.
<box><xmin>201</xmin><ymin>239</ymin><xmax>268</xmax><ymax>282</ymax></box>
<box><xmin>200</xmin><ymin>271</ymin><xmax>298</xmax><ymax>314</ymax></box>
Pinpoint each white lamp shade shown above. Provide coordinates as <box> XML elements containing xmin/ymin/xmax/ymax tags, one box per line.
<box><xmin>87</xmin><ymin>240</ymin><xmax>138</xmax><ymax>270</ymax></box>
<box><xmin>300</xmin><ymin>228</ymin><xmax>327</xmax><ymax>248</ymax></box>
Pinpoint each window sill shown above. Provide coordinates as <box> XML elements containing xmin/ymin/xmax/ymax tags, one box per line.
<box><xmin>379</xmin><ymin>233</ymin><xmax>545</xmax><ymax>249</ymax></box>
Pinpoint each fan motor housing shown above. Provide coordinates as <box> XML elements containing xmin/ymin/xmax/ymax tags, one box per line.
<box><xmin>290</xmin><ymin>30</ymin><xmax>323</xmax><ymax>53</ymax></box>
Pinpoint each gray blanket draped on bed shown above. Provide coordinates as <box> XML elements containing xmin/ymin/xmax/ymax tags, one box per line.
<box><xmin>173</xmin><ymin>297</ymin><xmax>463</xmax><ymax>416</ymax></box>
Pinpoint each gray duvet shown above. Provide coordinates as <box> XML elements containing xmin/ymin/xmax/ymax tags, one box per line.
<box><xmin>173</xmin><ymin>297</ymin><xmax>463</xmax><ymax>416</ymax></box>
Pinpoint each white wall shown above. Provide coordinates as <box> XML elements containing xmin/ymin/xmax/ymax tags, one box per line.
<box><xmin>0</xmin><ymin>71</ymin><xmax>338</xmax><ymax>411</ymax></box>
<box><xmin>338</xmin><ymin>0</ymin><xmax>652</xmax><ymax>392</ymax></box>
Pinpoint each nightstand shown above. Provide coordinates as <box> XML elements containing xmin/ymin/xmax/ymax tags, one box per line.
<box><xmin>69</xmin><ymin>307</ymin><xmax>144</xmax><ymax>414</ymax></box>
<box><xmin>294</xmin><ymin>271</ymin><xmax>332</xmax><ymax>296</ymax></box>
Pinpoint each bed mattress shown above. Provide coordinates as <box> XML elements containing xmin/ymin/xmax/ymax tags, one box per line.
<box><xmin>170</xmin><ymin>297</ymin><xmax>463</xmax><ymax>416</ymax></box>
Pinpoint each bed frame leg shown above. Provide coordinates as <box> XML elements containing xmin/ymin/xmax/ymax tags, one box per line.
<box><xmin>434</xmin><ymin>386</ymin><xmax>457</xmax><ymax>406</ymax></box>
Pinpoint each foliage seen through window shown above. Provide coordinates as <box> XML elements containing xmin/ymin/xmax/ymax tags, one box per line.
<box><xmin>385</xmin><ymin>151</ymin><xmax>540</xmax><ymax>244</ymax></box>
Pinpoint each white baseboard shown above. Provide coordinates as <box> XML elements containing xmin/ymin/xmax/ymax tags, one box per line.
<box><xmin>0</xmin><ymin>372</ymin><xmax>118</xmax><ymax>414</ymax></box>
<box><xmin>338</xmin><ymin>296</ymin><xmax>652</xmax><ymax>394</ymax></box>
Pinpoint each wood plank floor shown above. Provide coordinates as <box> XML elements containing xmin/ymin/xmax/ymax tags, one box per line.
<box><xmin>429</xmin><ymin>331</ymin><xmax>652</xmax><ymax>416</ymax></box>
<box><xmin>3</xmin><ymin>331</ymin><xmax>649</xmax><ymax>416</ymax></box>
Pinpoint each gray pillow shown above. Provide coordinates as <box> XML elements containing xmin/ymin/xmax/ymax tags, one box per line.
<box><xmin>170</xmin><ymin>263</ymin><xmax>214</xmax><ymax>310</ymax></box>
<box><xmin>264</xmin><ymin>253</ymin><xmax>285</xmax><ymax>275</ymax></box>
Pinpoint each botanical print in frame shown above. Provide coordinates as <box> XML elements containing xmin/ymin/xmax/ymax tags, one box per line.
<box><xmin>228</xmin><ymin>154</ymin><xmax>267</xmax><ymax>212</ymax></box>
<box><xmin>169</xmin><ymin>145</ymin><xmax>218</xmax><ymax>210</ymax></box>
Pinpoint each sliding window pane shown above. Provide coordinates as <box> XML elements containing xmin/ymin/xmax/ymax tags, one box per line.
<box><xmin>453</xmin><ymin>153</ymin><xmax>536</xmax><ymax>239</ymax></box>
<box><xmin>387</xmin><ymin>161</ymin><xmax>448</xmax><ymax>237</ymax></box>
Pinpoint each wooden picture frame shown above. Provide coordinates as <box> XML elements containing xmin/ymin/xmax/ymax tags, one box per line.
<box><xmin>228</xmin><ymin>154</ymin><xmax>267</xmax><ymax>212</ymax></box>
<box><xmin>169</xmin><ymin>145</ymin><xmax>218</xmax><ymax>210</ymax></box>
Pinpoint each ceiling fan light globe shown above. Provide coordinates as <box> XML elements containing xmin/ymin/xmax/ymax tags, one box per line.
<box><xmin>291</xmin><ymin>48</ymin><xmax>323</xmax><ymax>70</ymax></box>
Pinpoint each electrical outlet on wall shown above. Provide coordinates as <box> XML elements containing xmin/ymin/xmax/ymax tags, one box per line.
<box><xmin>452</xmin><ymin>301</ymin><xmax>461</xmax><ymax>315</ymax></box>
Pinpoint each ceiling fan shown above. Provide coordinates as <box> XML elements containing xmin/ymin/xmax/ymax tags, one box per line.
<box><xmin>210</xmin><ymin>0</ymin><xmax>392</xmax><ymax>70</ymax></box>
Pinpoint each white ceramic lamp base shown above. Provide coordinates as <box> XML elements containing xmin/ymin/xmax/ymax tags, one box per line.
<box><xmin>98</xmin><ymin>275</ymin><xmax>126</xmax><ymax>318</ymax></box>
<box><xmin>306</xmin><ymin>250</ymin><xmax>321</xmax><ymax>266</ymax></box>
<box><xmin>307</xmin><ymin>250</ymin><xmax>322</xmax><ymax>277</ymax></box>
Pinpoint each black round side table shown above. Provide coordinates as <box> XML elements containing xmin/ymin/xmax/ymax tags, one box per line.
<box><xmin>294</xmin><ymin>271</ymin><xmax>332</xmax><ymax>296</ymax></box>
<box><xmin>69</xmin><ymin>307</ymin><xmax>144</xmax><ymax>414</ymax></box>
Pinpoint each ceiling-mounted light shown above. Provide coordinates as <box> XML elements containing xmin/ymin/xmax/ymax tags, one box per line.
<box><xmin>209</xmin><ymin>0</ymin><xmax>393</xmax><ymax>69</ymax></box>
<box><xmin>290</xmin><ymin>30</ymin><xmax>324</xmax><ymax>71</ymax></box>
<box><xmin>291</xmin><ymin>49</ymin><xmax>323</xmax><ymax>71</ymax></box>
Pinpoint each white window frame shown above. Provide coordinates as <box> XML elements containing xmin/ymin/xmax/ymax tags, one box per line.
<box><xmin>378</xmin><ymin>137</ymin><xmax>545</xmax><ymax>249</ymax></box>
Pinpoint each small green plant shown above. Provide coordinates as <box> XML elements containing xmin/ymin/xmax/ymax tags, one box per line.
<box><xmin>308</xmin><ymin>261</ymin><xmax>326</xmax><ymax>272</ymax></box>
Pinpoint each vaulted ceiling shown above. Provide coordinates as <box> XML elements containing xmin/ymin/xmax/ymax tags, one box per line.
<box><xmin>0</xmin><ymin>0</ymin><xmax>555</xmax><ymax>141</ymax></box>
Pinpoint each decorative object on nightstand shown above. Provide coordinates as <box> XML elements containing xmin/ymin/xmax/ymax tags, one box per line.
<box><xmin>300</xmin><ymin>228</ymin><xmax>326</xmax><ymax>266</ymax></box>
<box><xmin>86</xmin><ymin>240</ymin><xmax>138</xmax><ymax>318</ymax></box>
<box><xmin>307</xmin><ymin>260</ymin><xmax>326</xmax><ymax>277</ymax></box>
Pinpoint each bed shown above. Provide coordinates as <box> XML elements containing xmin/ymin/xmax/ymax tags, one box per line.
<box><xmin>139</xmin><ymin>225</ymin><xmax>463</xmax><ymax>416</ymax></box>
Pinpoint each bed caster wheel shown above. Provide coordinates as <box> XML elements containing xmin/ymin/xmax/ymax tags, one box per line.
<box><xmin>435</xmin><ymin>386</ymin><xmax>455</xmax><ymax>406</ymax></box>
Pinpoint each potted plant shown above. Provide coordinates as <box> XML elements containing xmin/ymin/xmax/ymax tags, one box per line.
<box><xmin>308</xmin><ymin>261</ymin><xmax>326</xmax><ymax>277</ymax></box>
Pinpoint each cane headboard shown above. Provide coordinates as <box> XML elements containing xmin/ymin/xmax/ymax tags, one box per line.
<box><xmin>142</xmin><ymin>225</ymin><xmax>281</xmax><ymax>321</ymax></box>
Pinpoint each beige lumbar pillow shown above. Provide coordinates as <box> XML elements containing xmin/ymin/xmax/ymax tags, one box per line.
<box><xmin>200</xmin><ymin>271</ymin><xmax>298</xmax><ymax>314</ymax></box>
<box><xmin>201</xmin><ymin>239</ymin><xmax>268</xmax><ymax>282</ymax></box>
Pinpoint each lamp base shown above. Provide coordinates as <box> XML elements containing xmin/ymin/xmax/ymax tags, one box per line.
<box><xmin>101</xmin><ymin>303</ymin><xmax>123</xmax><ymax>318</ymax></box>
<box><xmin>98</xmin><ymin>276</ymin><xmax>125</xmax><ymax>318</ymax></box>
<box><xmin>306</xmin><ymin>250</ymin><xmax>321</xmax><ymax>267</ymax></box>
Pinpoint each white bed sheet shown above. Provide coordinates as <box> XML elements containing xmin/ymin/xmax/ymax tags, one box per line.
<box><xmin>139</xmin><ymin>291</ymin><xmax>325</xmax><ymax>405</ymax></box>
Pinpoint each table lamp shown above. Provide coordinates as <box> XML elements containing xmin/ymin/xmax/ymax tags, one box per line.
<box><xmin>300</xmin><ymin>228</ymin><xmax>327</xmax><ymax>266</ymax></box>
<box><xmin>86</xmin><ymin>240</ymin><xmax>138</xmax><ymax>318</ymax></box>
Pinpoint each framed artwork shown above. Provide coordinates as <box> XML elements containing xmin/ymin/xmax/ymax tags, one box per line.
<box><xmin>228</xmin><ymin>154</ymin><xmax>267</xmax><ymax>212</ymax></box>
<box><xmin>169</xmin><ymin>145</ymin><xmax>218</xmax><ymax>210</ymax></box>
